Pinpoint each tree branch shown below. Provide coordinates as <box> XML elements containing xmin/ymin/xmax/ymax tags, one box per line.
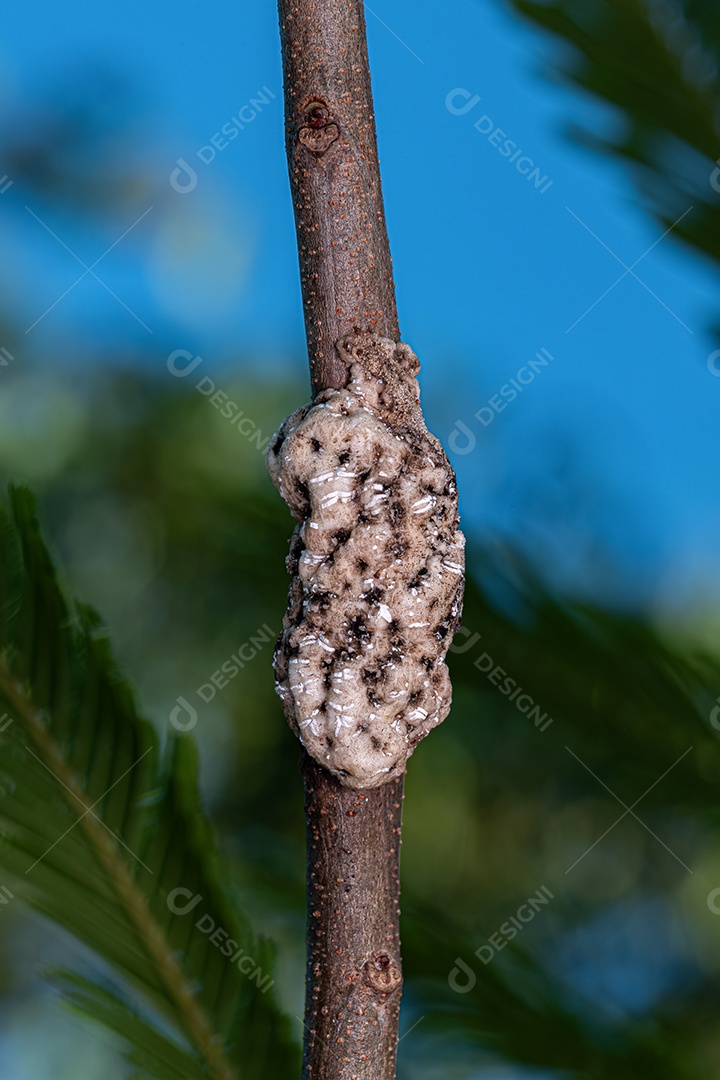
<box><xmin>278</xmin><ymin>0</ymin><xmax>399</xmax><ymax>395</ymax></box>
<box><xmin>302</xmin><ymin>755</ymin><xmax>403</xmax><ymax>1079</ymax></box>
<box><xmin>277</xmin><ymin>2</ymin><xmax>405</xmax><ymax>1076</ymax></box>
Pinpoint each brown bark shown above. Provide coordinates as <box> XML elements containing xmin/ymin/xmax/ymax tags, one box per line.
<box><xmin>277</xmin><ymin>0</ymin><xmax>399</xmax><ymax>396</ymax></box>
<box><xmin>302</xmin><ymin>756</ymin><xmax>403</xmax><ymax>1079</ymax></box>
<box><xmin>276</xmin><ymin>1</ymin><xmax>405</xmax><ymax>1076</ymax></box>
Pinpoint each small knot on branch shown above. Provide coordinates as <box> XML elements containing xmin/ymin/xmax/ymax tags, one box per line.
<box><xmin>363</xmin><ymin>953</ymin><xmax>402</xmax><ymax>994</ymax></box>
<box><xmin>299</xmin><ymin>100</ymin><xmax>340</xmax><ymax>154</ymax></box>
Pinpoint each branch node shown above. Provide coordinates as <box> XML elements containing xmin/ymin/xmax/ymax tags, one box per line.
<box><xmin>298</xmin><ymin>99</ymin><xmax>341</xmax><ymax>154</ymax></box>
<box><xmin>363</xmin><ymin>954</ymin><xmax>402</xmax><ymax>994</ymax></box>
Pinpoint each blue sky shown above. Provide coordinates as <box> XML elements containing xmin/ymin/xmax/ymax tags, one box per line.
<box><xmin>1</xmin><ymin>0</ymin><xmax>719</xmax><ymax>615</ymax></box>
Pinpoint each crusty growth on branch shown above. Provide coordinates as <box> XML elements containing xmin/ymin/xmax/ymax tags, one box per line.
<box><xmin>275</xmin><ymin>1</ymin><xmax>464</xmax><ymax>1076</ymax></box>
<box><xmin>268</xmin><ymin>334</ymin><xmax>464</xmax><ymax>788</ymax></box>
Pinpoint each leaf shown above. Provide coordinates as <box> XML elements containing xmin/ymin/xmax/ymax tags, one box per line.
<box><xmin>54</xmin><ymin>972</ymin><xmax>209</xmax><ymax>1080</ymax></box>
<box><xmin>450</xmin><ymin>560</ymin><xmax>720</xmax><ymax>821</ymax></box>
<box><xmin>500</xmin><ymin>0</ymin><xmax>720</xmax><ymax>275</ymax></box>
<box><xmin>0</xmin><ymin>485</ymin><xmax>299</xmax><ymax>1080</ymax></box>
<box><xmin>402</xmin><ymin>911</ymin><xmax>700</xmax><ymax>1080</ymax></box>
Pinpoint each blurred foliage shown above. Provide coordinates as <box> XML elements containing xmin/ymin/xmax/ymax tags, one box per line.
<box><xmin>1</xmin><ymin>355</ymin><xmax>720</xmax><ymax>1078</ymax></box>
<box><xmin>0</xmin><ymin>489</ymin><xmax>298</xmax><ymax>1079</ymax></box>
<box><xmin>501</xmin><ymin>0</ymin><xmax>720</xmax><ymax>296</ymax></box>
<box><xmin>1</xmin><ymin>16</ymin><xmax>720</xmax><ymax>1077</ymax></box>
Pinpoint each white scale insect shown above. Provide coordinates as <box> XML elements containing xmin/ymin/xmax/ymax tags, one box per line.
<box><xmin>326</xmin><ymin>700</ymin><xmax>356</xmax><ymax>736</ymax></box>
<box><xmin>320</xmin><ymin>490</ymin><xmax>355</xmax><ymax>510</ymax></box>
<box><xmin>409</xmin><ymin>707</ymin><xmax>429</xmax><ymax>721</ymax></box>
<box><xmin>411</xmin><ymin>494</ymin><xmax>434</xmax><ymax>515</ymax></box>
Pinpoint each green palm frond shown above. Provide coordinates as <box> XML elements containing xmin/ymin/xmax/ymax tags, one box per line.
<box><xmin>55</xmin><ymin>973</ymin><xmax>210</xmax><ymax>1080</ymax></box>
<box><xmin>452</xmin><ymin>564</ymin><xmax>720</xmax><ymax>816</ymax></box>
<box><xmin>403</xmin><ymin>913</ymin><xmax>699</xmax><ymax>1080</ymax></box>
<box><xmin>502</xmin><ymin>0</ymin><xmax>720</xmax><ymax>270</ymax></box>
<box><xmin>0</xmin><ymin>486</ymin><xmax>298</xmax><ymax>1080</ymax></box>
